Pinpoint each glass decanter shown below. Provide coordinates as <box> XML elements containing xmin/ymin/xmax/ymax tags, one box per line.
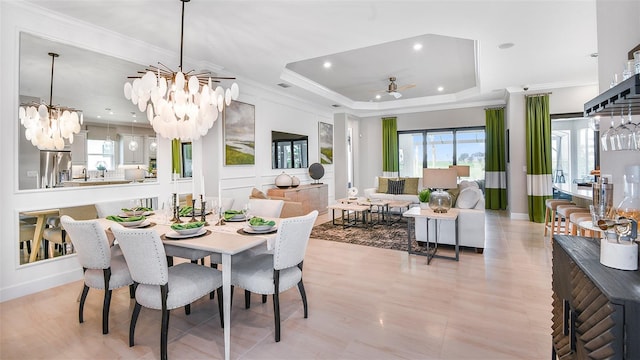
<box><xmin>616</xmin><ymin>164</ymin><xmax>640</xmax><ymax>223</ymax></box>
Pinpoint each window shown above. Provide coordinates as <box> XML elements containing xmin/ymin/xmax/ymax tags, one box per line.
<box><xmin>551</xmin><ymin>115</ymin><xmax>598</xmax><ymax>184</ymax></box>
<box><xmin>87</xmin><ymin>139</ymin><xmax>115</xmax><ymax>170</ymax></box>
<box><xmin>399</xmin><ymin>126</ymin><xmax>485</xmax><ymax>180</ymax></box>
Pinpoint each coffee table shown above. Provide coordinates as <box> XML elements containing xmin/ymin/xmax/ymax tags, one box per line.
<box><xmin>328</xmin><ymin>203</ymin><xmax>371</xmax><ymax>228</ymax></box>
<box><xmin>403</xmin><ymin>207</ymin><xmax>459</xmax><ymax>264</ymax></box>
<box><xmin>387</xmin><ymin>200</ymin><xmax>412</xmax><ymax>224</ymax></box>
<box><xmin>338</xmin><ymin>197</ymin><xmax>390</xmax><ymax>225</ymax></box>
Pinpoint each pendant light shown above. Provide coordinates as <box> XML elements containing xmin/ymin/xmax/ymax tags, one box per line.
<box><xmin>103</xmin><ymin>109</ymin><xmax>113</xmax><ymax>153</ymax></box>
<box><xmin>19</xmin><ymin>52</ymin><xmax>83</xmax><ymax>150</ymax></box>
<box><xmin>129</xmin><ymin>117</ymin><xmax>139</xmax><ymax>152</ymax></box>
<box><xmin>123</xmin><ymin>0</ymin><xmax>239</xmax><ymax>141</ymax></box>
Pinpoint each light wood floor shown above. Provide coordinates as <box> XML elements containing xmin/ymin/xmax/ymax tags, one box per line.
<box><xmin>1</xmin><ymin>210</ymin><xmax>552</xmax><ymax>359</ymax></box>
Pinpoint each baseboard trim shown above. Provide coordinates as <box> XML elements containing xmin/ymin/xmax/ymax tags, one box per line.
<box><xmin>510</xmin><ymin>212</ymin><xmax>529</xmax><ymax>220</ymax></box>
<box><xmin>0</xmin><ymin>268</ymin><xmax>82</xmax><ymax>302</ymax></box>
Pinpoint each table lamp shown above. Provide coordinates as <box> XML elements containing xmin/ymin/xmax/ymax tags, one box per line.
<box><xmin>423</xmin><ymin>168</ymin><xmax>458</xmax><ymax>213</ymax></box>
<box><xmin>449</xmin><ymin>165</ymin><xmax>470</xmax><ymax>181</ymax></box>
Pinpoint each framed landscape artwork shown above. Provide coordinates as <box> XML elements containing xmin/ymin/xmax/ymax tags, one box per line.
<box><xmin>318</xmin><ymin>122</ymin><xmax>333</xmax><ymax>164</ymax></box>
<box><xmin>224</xmin><ymin>100</ymin><xmax>255</xmax><ymax>166</ymax></box>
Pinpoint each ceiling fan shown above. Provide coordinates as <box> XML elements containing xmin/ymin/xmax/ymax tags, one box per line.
<box><xmin>385</xmin><ymin>77</ymin><xmax>415</xmax><ymax>99</ymax></box>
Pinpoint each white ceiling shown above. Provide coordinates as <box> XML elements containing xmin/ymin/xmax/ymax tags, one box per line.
<box><xmin>20</xmin><ymin>0</ymin><xmax>599</xmax><ymax>120</ymax></box>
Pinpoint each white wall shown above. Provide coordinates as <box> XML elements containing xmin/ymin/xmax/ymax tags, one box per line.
<box><xmin>595</xmin><ymin>0</ymin><xmax>640</xmax><ymax>205</ymax></box>
<box><xmin>0</xmin><ymin>2</ymin><xmax>333</xmax><ymax>301</ymax></box>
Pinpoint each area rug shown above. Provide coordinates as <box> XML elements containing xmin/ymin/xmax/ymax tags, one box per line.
<box><xmin>310</xmin><ymin>219</ymin><xmax>429</xmax><ymax>254</ymax></box>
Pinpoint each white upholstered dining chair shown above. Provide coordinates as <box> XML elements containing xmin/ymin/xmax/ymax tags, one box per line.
<box><xmin>59</xmin><ymin>215</ymin><xmax>133</xmax><ymax>335</ymax></box>
<box><xmin>111</xmin><ymin>225</ymin><xmax>224</xmax><ymax>360</ymax></box>
<box><xmin>248</xmin><ymin>198</ymin><xmax>285</xmax><ymax>218</ymax></box>
<box><xmin>231</xmin><ymin>210</ymin><xmax>318</xmax><ymax>342</ymax></box>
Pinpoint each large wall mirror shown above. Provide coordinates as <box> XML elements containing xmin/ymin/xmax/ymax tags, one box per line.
<box><xmin>271</xmin><ymin>131</ymin><xmax>308</xmax><ymax>169</ymax></box>
<box><xmin>18</xmin><ymin>32</ymin><xmax>159</xmax><ymax>190</ymax></box>
<box><xmin>18</xmin><ymin>197</ymin><xmax>157</xmax><ymax>265</ymax></box>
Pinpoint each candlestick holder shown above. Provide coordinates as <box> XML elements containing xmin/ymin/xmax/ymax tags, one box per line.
<box><xmin>170</xmin><ymin>193</ymin><xmax>180</xmax><ymax>222</ymax></box>
<box><xmin>189</xmin><ymin>199</ymin><xmax>198</xmax><ymax>223</ymax></box>
<box><xmin>173</xmin><ymin>204</ymin><xmax>183</xmax><ymax>224</ymax></box>
<box><xmin>200</xmin><ymin>196</ymin><xmax>209</xmax><ymax>226</ymax></box>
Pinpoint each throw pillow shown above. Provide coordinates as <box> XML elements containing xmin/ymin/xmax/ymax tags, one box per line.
<box><xmin>377</xmin><ymin>177</ymin><xmax>391</xmax><ymax>193</ymax></box>
<box><xmin>402</xmin><ymin>177</ymin><xmax>419</xmax><ymax>195</ymax></box>
<box><xmin>447</xmin><ymin>187</ymin><xmax>460</xmax><ymax>207</ymax></box>
<box><xmin>387</xmin><ymin>179</ymin><xmax>405</xmax><ymax>195</ymax></box>
<box><xmin>456</xmin><ymin>187</ymin><xmax>481</xmax><ymax>209</ymax></box>
<box><xmin>459</xmin><ymin>180</ymin><xmax>479</xmax><ymax>190</ymax></box>
<box><xmin>251</xmin><ymin>187</ymin><xmax>268</xmax><ymax>199</ymax></box>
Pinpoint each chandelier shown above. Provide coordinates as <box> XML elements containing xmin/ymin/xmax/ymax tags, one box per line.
<box><xmin>123</xmin><ymin>0</ymin><xmax>239</xmax><ymax>141</ymax></box>
<box><xmin>19</xmin><ymin>52</ymin><xmax>83</xmax><ymax>150</ymax></box>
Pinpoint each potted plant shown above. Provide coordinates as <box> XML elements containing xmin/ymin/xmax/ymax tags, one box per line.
<box><xmin>419</xmin><ymin>189</ymin><xmax>431</xmax><ymax>209</ymax></box>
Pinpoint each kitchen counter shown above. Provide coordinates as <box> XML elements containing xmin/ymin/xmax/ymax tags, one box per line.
<box><xmin>63</xmin><ymin>179</ymin><xmax>135</xmax><ymax>186</ymax></box>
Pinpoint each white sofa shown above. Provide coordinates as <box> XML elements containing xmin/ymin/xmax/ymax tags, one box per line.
<box><xmin>365</xmin><ymin>177</ymin><xmax>485</xmax><ymax>253</ymax></box>
<box><xmin>415</xmin><ymin>181</ymin><xmax>486</xmax><ymax>253</ymax></box>
<box><xmin>363</xmin><ymin>176</ymin><xmax>421</xmax><ymax>205</ymax></box>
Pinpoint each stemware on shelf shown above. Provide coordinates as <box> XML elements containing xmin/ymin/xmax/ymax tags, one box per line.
<box><xmin>615</xmin><ymin>107</ymin><xmax>633</xmax><ymax>150</ymax></box>
<box><xmin>601</xmin><ymin>113</ymin><xmax>616</xmax><ymax>151</ymax></box>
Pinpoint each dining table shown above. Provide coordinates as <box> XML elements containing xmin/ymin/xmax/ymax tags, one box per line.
<box><xmin>99</xmin><ymin>213</ymin><xmax>279</xmax><ymax>360</ymax></box>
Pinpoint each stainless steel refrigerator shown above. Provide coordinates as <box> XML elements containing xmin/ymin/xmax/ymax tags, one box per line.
<box><xmin>40</xmin><ymin>150</ymin><xmax>72</xmax><ymax>188</ymax></box>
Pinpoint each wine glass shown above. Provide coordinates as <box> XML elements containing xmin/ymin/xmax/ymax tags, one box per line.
<box><xmin>601</xmin><ymin>115</ymin><xmax>616</xmax><ymax>151</ymax></box>
<box><xmin>243</xmin><ymin>203</ymin><xmax>251</xmax><ymax>226</ymax></box>
<box><xmin>615</xmin><ymin>108</ymin><xmax>633</xmax><ymax>150</ymax></box>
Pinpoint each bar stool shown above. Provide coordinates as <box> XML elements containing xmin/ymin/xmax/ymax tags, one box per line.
<box><xmin>544</xmin><ymin>199</ymin><xmax>573</xmax><ymax>236</ymax></box>
<box><xmin>555</xmin><ymin>205</ymin><xmax>588</xmax><ymax>235</ymax></box>
<box><xmin>569</xmin><ymin>212</ymin><xmax>592</xmax><ymax>236</ymax></box>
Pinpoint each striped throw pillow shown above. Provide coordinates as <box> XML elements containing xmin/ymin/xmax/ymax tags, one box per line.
<box><xmin>387</xmin><ymin>179</ymin><xmax>405</xmax><ymax>195</ymax></box>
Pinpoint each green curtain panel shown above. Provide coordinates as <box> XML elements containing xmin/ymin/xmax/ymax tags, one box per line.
<box><xmin>382</xmin><ymin>117</ymin><xmax>398</xmax><ymax>174</ymax></box>
<box><xmin>171</xmin><ymin>139</ymin><xmax>181</xmax><ymax>175</ymax></box>
<box><xmin>526</xmin><ymin>95</ymin><xmax>553</xmax><ymax>222</ymax></box>
<box><xmin>485</xmin><ymin>108</ymin><xmax>507</xmax><ymax>210</ymax></box>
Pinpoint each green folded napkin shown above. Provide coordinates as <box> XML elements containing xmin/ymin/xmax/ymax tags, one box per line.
<box><xmin>121</xmin><ymin>207</ymin><xmax>152</xmax><ymax>212</ymax></box>
<box><xmin>249</xmin><ymin>217</ymin><xmax>276</xmax><ymax>227</ymax></box>
<box><xmin>171</xmin><ymin>221</ymin><xmax>205</xmax><ymax>231</ymax></box>
<box><xmin>106</xmin><ymin>215</ymin><xmax>145</xmax><ymax>222</ymax></box>
<box><xmin>179</xmin><ymin>206</ymin><xmax>200</xmax><ymax>217</ymax></box>
<box><xmin>224</xmin><ymin>210</ymin><xmax>243</xmax><ymax>220</ymax></box>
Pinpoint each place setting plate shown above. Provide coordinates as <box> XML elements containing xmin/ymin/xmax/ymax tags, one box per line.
<box><xmin>225</xmin><ymin>214</ymin><xmax>247</xmax><ymax>222</ymax></box>
<box><xmin>162</xmin><ymin>227</ymin><xmax>210</xmax><ymax>240</ymax></box>
<box><xmin>120</xmin><ymin>211</ymin><xmax>154</xmax><ymax>217</ymax></box>
<box><xmin>238</xmin><ymin>225</ymin><xmax>278</xmax><ymax>235</ymax></box>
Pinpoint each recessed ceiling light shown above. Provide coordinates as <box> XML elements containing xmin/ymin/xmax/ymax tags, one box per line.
<box><xmin>131</xmin><ymin>112</ymin><xmax>136</xmax><ymax>118</ymax></box>
<box><xmin>277</xmin><ymin>83</ymin><xmax>291</xmax><ymax>88</ymax></box>
<box><xmin>331</xmin><ymin>104</ymin><xmax>341</xmax><ymax>108</ymax></box>
<box><xmin>590</xmin><ymin>53</ymin><xmax>598</xmax><ymax>58</ymax></box>
<box><xmin>413</xmin><ymin>43</ymin><xmax>423</xmax><ymax>51</ymax></box>
<box><xmin>498</xmin><ymin>42</ymin><xmax>514</xmax><ymax>49</ymax></box>
<box><xmin>323</xmin><ymin>61</ymin><xmax>332</xmax><ymax>69</ymax></box>
<box><xmin>375</xmin><ymin>94</ymin><xmax>381</xmax><ymax>100</ymax></box>
<box><xmin>437</xmin><ymin>86</ymin><xmax>444</xmax><ymax>92</ymax></box>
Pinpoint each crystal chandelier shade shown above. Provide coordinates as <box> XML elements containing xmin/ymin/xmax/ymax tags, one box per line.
<box><xmin>19</xmin><ymin>52</ymin><xmax>83</xmax><ymax>150</ymax></box>
<box><xmin>123</xmin><ymin>0</ymin><xmax>239</xmax><ymax>142</ymax></box>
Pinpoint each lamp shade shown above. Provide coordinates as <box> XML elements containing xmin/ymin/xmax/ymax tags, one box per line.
<box><xmin>449</xmin><ymin>165</ymin><xmax>470</xmax><ymax>178</ymax></box>
<box><xmin>423</xmin><ymin>168</ymin><xmax>458</xmax><ymax>189</ymax></box>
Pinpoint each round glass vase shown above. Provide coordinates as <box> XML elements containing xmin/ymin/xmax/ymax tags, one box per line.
<box><xmin>428</xmin><ymin>189</ymin><xmax>452</xmax><ymax>213</ymax></box>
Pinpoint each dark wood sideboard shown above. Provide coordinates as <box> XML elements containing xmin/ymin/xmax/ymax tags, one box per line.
<box><xmin>552</xmin><ymin>235</ymin><xmax>640</xmax><ymax>359</ymax></box>
<box><xmin>267</xmin><ymin>184</ymin><xmax>328</xmax><ymax>215</ymax></box>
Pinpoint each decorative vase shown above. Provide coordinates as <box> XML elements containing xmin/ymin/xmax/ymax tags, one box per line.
<box><xmin>275</xmin><ymin>172</ymin><xmax>292</xmax><ymax>188</ymax></box>
<box><xmin>291</xmin><ymin>176</ymin><xmax>300</xmax><ymax>187</ymax></box>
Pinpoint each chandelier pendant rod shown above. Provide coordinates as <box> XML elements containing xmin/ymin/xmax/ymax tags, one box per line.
<box><xmin>179</xmin><ymin>0</ymin><xmax>189</xmax><ymax>72</ymax></box>
<box><xmin>47</xmin><ymin>52</ymin><xmax>59</xmax><ymax>113</ymax></box>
